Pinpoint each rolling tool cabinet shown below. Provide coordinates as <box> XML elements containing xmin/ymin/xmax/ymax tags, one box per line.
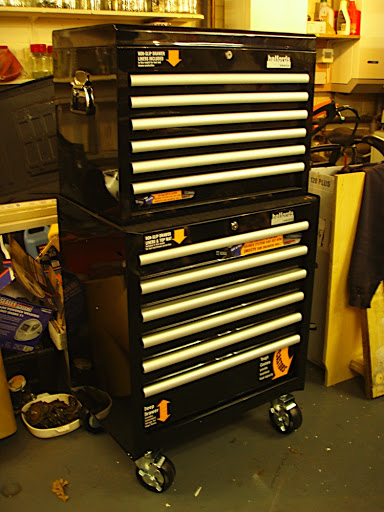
<box><xmin>53</xmin><ymin>24</ymin><xmax>318</xmax><ymax>492</ymax></box>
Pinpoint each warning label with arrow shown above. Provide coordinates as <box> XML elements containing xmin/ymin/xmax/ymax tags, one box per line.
<box><xmin>257</xmin><ymin>347</ymin><xmax>294</xmax><ymax>382</ymax></box>
<box><xmin>144</xmin><ymin>229</ymin><xmax>187</xmax><ymax>251</ymax></box>
<box><xmin>143</xmin><ymin>400</ymin><xmax>171</xmax><ymax>428</ymax></box>
<box><xmin>137</xmin><ymin>50</ymin><xmax>182</xmax><ymax>68</ymax></box>
<box><xmin>137</xmin><ymin>50</ymin><xmax>166</xmax><ymax>68</ymax></box>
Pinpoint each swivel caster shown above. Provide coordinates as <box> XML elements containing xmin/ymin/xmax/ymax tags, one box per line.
<box><xmin>269</xmin><ymin>393</ymin><xmax>302</xmax><ymax>435</ymax></box>
<box><xmin>80</xmin><ymin>408</ymin><xmax>104</xmax><ymax>434</ymax></box>
<box><xmin>135</xmin><ymin>451</ymin><xmax>176</xmax><ymax>493</ymax></box>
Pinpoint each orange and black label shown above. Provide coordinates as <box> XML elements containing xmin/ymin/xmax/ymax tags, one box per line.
<box><xmin>143</xmin><ymin>400</ymin><xmax>171</xmax><ymax>429</ymax></box>
<box><xmin>258</xmin><ymin>348</ymin><xmax>294</xmax><ymax>382</ymax></box>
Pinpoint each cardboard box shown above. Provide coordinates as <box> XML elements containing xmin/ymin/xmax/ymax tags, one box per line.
<box><xmin>308</xmin><ymin>167</ymin><xmax>366</xmax><ymax>386</ymax></box>
<box><xmin>0</xmin><ymin>294</ymin><xmax>52</xmax><ymax>352</ymax></box>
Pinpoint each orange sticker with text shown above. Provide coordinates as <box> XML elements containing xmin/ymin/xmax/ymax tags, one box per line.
<box><xmin>152</xmin><ymin>190</ymin><xmax>183</xmax><ymax>204</ymax></box>
<box><xmin>272</xmin><ymin>347</ymin><xmax>293</xmax><ymax>380</ymax></box>
<box><xmin>240</xmin><ymin>235</ymin><xmax>284</xmax><ymax>256</ymax></box>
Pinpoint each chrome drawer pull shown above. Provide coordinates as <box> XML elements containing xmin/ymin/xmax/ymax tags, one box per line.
<box><xmin>130</xmin><ymin>91</ymin><xmax>309</xmax><ymax>109</ymax></box>
<box><xmin>130</xmin><ymin>73</ymin><xmax>310</xmax><ymax>87</ymax></box>
<box><xmin>131</xmin><ymin>128</ymin><xmax>307</xmax><ymax>153</ymax></box>
<box><xmin>131</xmin><ymin>110</ymin><xmax>308</xmax><ymax>131</ymax></box>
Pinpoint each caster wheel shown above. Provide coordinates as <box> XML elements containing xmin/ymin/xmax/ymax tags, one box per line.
<box><xmin>269</xmin><ymin>394</ymin><xmax>302</xmax><ymax>435</ymax></box>
<box><xmin>135</xmin><ymin>452</ymin><xmax>175</xmax><ymax>493</ymax></box>
<box><xmin>80</xmin><ymin>408</ymin><xmax>104</xmax><ymax>434</ymax></box>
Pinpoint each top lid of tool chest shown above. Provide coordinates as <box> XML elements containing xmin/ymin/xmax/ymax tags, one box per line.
<box><xmin>52</xmin><ymin>24</ymin><xmax>316</xmax><ymax>51</ymax></box>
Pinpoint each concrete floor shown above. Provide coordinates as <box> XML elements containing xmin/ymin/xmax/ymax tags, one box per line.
<box><xmin>1</xmin><ymin>362</ymin><xmax>384</xmax><ymax>512</ymax></box>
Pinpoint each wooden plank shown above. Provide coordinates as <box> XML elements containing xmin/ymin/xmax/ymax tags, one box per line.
<box><xmin>350</xmin><ymin>353</ymin><xmax>364</xmax><ymax>376</ymax></box>
<box><xmin>360</xmin><ymin>283</ymin><xmax>384</xmax><ymax>399</ymax></box>
<box><xmin>323</xmin><ymin>172</ymin><xmax>366</xmax><ymax>387</ymax></box>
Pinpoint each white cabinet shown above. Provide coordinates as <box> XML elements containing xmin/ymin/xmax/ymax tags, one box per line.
<box><xmin>224</xmin><ymin>0</ymin><xmax>308</xmax><ymax>34</ymax></box>
<box><xmin>331</xmin><ymin>0</ymin><xmax>384</xmax><ymax>92</ymax></box>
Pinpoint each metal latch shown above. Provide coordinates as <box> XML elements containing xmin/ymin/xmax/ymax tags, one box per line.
<box><xmin>71</xmin><ymin>70</ymin><xmax>95</xmax><ymax>115</ymax></box>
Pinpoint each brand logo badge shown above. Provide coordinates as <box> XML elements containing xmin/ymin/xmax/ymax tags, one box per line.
<box><xmin>266</xmin><ymin>54</ymin><xmax>292</xmax><ymax>69</ymax></box>
<box><xmin>271</xmin><ymin>210</ymin><xmax>295</xmax><ymax>225</ymax></box>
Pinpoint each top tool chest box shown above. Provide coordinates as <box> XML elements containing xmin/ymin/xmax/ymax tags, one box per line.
<box><xmin>53</xmin><ymin>24</ymin><xmax>316</xmax><ymax>225</ymax></box>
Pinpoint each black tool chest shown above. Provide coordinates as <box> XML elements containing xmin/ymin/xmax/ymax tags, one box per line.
<box><xmin>53</xmin><ymin>24</ymin><xmax>318</xmax><ymax>492</ymax></box>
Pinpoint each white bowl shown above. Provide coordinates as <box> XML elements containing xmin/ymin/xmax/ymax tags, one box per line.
<box><xmin>21</xmin><ymin>393</ymin><xmax>81</xmax><ymax>439</ymax></box>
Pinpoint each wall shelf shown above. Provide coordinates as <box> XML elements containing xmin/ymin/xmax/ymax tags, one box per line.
<box><xmin>315</xmin><ymin>34</ymin><xmax>360</xmax><ymax>40</ymax></box>
<box><xmin>0</xmin><ymin>6</ymin><xmax>204</xmax><ymax>25</ymax></box>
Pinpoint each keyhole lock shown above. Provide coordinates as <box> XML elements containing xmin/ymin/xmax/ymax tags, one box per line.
<box><xmin>231</xmin><ymin>221</ymin><xmax>239</xmax><ymax>231</ymax></box>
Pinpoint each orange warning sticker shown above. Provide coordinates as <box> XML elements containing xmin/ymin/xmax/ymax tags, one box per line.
<box><xmin>157</xmin><ymin>399</ymin><xmax>171</xmax><ymax>422</ymax></box>
<box><xmin>144</xmin><ymin>399</ymin><xmax>171</xmax><ymax>428</ymax></box>
<box><xmin>152</xmin><ymin>190</ymin><xmax>183</xmax><ymax>204</ymax></box>
<box><xmin>272</xmin><ymin>347</ymin><xmax>293</xmax><ymax>380</ymax></box>
<box><xmin>240</xmin><ymin>235</ymin><xmax>284</xmax><ymax>256</ymax></box>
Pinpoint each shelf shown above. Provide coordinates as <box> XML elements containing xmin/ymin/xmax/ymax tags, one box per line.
<box><xmin>0</xmin><ymin>6</ymin><xmax>204</xmax><ymax>24</ymax></box>
<box><xmin>315</xmin><ymin>34</ymin><xmax>360</xmax><ymax>40</ymax></box>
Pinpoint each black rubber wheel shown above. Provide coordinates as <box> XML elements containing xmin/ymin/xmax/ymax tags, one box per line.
<box><xmin>136</xmin><ymin>457</ymin><xmax>176</xmax><ymax>493</ymax></box>
<box><xmin>80</xmin><ymin>408</ymin><xmax>104</xmax><ymax>434</ymax></box>
<box><xmin>269</xmin><ymin>403</ymin><xmax>302</xmax><ymax>435</ymax></box>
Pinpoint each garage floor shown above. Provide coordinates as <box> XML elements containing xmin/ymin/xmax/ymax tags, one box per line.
<box><xmin>1</xmin><ymin>362</ymin><xmax>383</xmax><ymax>512</ymax></box>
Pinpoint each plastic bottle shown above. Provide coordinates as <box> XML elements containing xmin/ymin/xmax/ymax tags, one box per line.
<box><xmin>30</xmin><ymin>44</ymin><xmax>50</xmax><ymax>79</ymax></box>
<box><xmin>336</xmin><ymin>0</ymin><xmax>351</xmax><ymax>35</ymax></box>
<box><xmin>348</xmin><ymin>0</ymin><xmax>361</xmax><ymax>36</ymax></box>
<box><xmin>319</xmin><ymin>0</ymin><xmax>335</xmax><ymax>34</ymax></box>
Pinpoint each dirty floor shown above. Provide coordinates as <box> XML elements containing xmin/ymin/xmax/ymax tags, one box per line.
<box><xmin>1</xmin><ymin>363</ymin><xmax>383</xmax><ymax>512</ymax></box>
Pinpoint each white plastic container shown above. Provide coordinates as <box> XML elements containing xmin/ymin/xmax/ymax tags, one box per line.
<box><xmin>336</xmin><ymin>0</ymin><xmax>351</xmax><ymax>35</ymax></box>
<box><xmin>21</xmin><ymin>393</ymin><xmax>81</xmax><ymax>439</ymax></box>
<box><xmin>319</xmin><ymin>0</ymin><xmax>335</xmax><ymax>34</ymax></box>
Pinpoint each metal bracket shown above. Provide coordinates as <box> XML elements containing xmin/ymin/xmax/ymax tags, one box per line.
<box><xmin>70</xmin><ymin>70</ymin><xmax>95</xmax><ymax>116</ymax></box>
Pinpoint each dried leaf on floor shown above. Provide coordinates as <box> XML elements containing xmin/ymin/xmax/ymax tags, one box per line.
<box><xmin>52</xmin><ymin>478</ymin><xmax>69</xmax><ymax>502</ymax></box>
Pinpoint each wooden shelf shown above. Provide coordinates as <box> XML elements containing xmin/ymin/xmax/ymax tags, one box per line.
<box><xmin>0</xmin><ymin>6</ymin><xmax>204</xmax><ymax>24</ymax></box>
<box><xmin>315</xmin><ymin>34</ymin><xmax>360</xmax><ymax>40</ymax></box>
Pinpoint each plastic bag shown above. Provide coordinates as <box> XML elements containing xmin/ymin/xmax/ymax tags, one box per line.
<box><xmin>0</xmin><ymin>46</ymin><xmax>23</xmax><ymax>83</ymax></box>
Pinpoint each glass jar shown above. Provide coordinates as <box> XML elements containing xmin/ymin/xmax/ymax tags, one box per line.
<box><xmin>117</xmin><ymin>0</ymin><xmax>147</xmax><ymax>10</ymax></box>
<box><xmin>47</xmin><ymin>45</ymin><xmax>53</xmax><ymax>75</ymax></box>
<box><xmin>164</xmin><ymin>0</ymin><xmax>177</xmax><ymax>12</ymax></box>
<box><xmin>76</xmin><ymin>0</ymin><xmax>102</xmax><ymax>9</ymax></box>
<box><xmin>30</xmin><ymin>44</ymin><xmax>50</xmax><ymax>79</ymax></box>
<box><xmin>150</xmin><ymin>0</ymin><xmax>164</xmax><ymax>12</ymax></box>
<box><xmin>8</xmin><ymin>375</ymin><xmax>34</xmax><ymax>414</ymax></box>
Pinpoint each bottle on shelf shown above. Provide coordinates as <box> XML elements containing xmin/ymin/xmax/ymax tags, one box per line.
<box><xmin>319</xmin><ymin>0</ymin><xmax>335</xmax><ymax>35</ymax></box>
<box><xmin>47</xmin><ymin>45</ymin><xmax>53</xmax><ymax>75</ymax></box>
<box><xmin>151</xmin><ymin>0</ymin><xmax>165</xmax><ymax>10</ymax></box>
<box><xmin>348</xmin><ymin>0</ymin><xmax>361</xmax><ymax>36</ymax></box>
<box><xmin>29</xmin><ymin>44</ymin><xmax>51</xmax><ymax>79</ymax></box>
<box><xmin>336</xmin><ymin>0</ymin><xmax>351</xmax><ymax>35</ymax></box>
